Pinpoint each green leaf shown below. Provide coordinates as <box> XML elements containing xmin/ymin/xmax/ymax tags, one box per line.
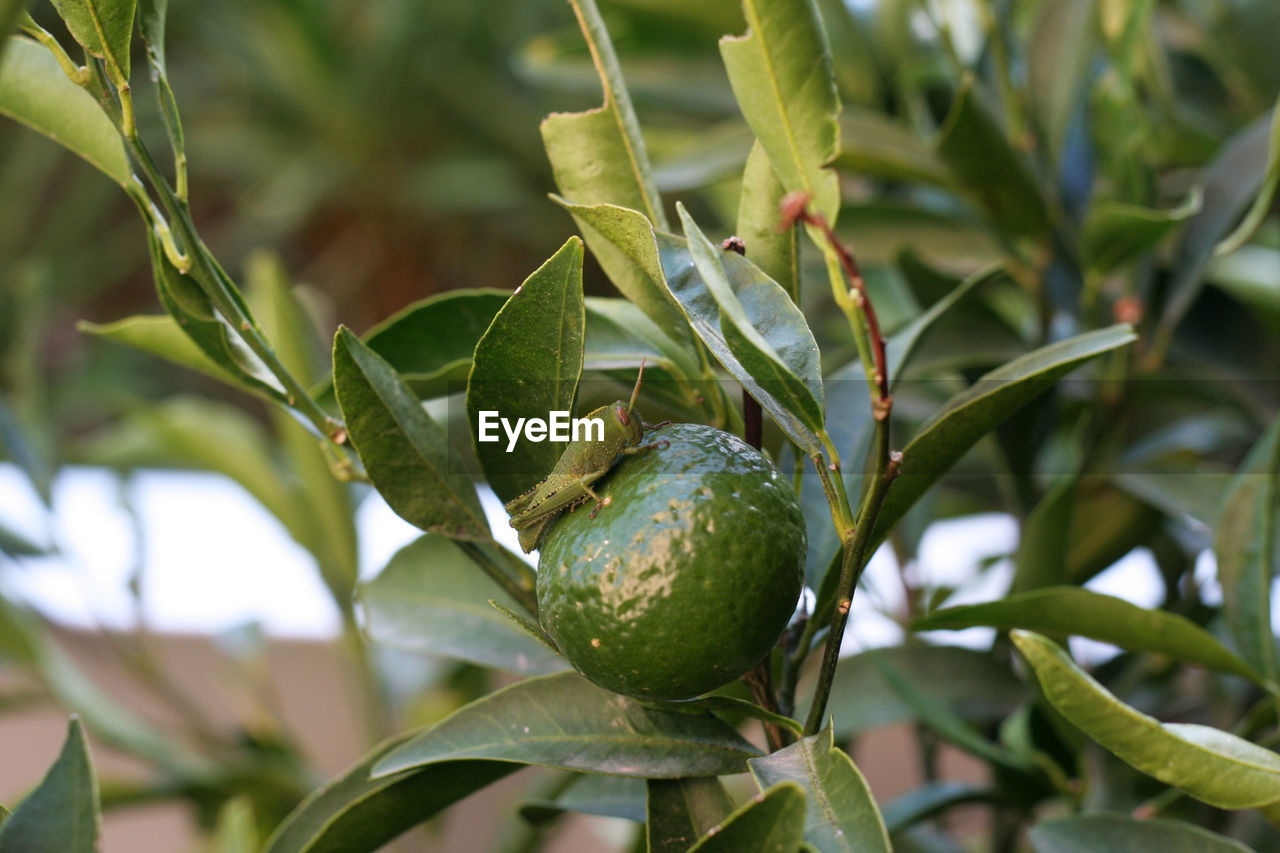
<box><xmin>836</xmin><ymin>108</ymin><xmax>954</xmax><ymax>188</ymax></box>
<box><xmin>737</xmin><ymin>140</ymin><xmax>799</xmax><ymax>302</ymax></box>
<box><xmin>0</xmin><ymin>37</ymin><xmax>131</xmax><ymax>187</ymax></box>
<box><xmin>749</xmin><ymin>726</ymin><xmax>891</xmax><ymax>853</ymax></box>
<box><xmin>48</xmin><ymin>0</ymin><xmax>134</xmax><ymax>82</ymax></box>
<box><xmin>806</xmin><ymin>645</ymin><xmax>1024</xmax><ymax>738</ymax></box>
<box><xmin>210</xmin><ymin>797</ymin><xmax>257</xmax><ymax>853</ymax></box>
<box><xmin>584</xmin><ymin>297</ymin><xmax>707</xmax><ymax>417</ymax></box>
<box><xmin>0</xmin><ymin>0</ymin><xmax>25</xmax><ymax>64</ymax></box>
<box><xmin>1029</xmin><ymin>814</ymin><xmax>1253</xmax><ymax>853</ymax></box>
<box><xmin>358</xmin><ymin>289</ymin><xmax>509</xmax><ymax>399</ymax></box>
<box><xmin>1027</xmin><ymin>0</ymin><xmax>1095</xmax><ymax>165</ymax></box>
<box><xmin>1081</xmin><ymin>190</ymin><xmax>1203</xmax><ymax>275</ymax></box>
<box><xmin>0</xmin><ymin>718</ymin><xmax>99</xmax><ymax>853</ymax></box>
<box><xmin>687</xmin><ymin>781</ymin><xmax>806</xmax><ymax>853</ymax></box>
<box><xmin>1010</xmin><ymin>477</ymin><xmax>1076</xmax><ymax>593</ymax></box>
<box><xmin>869</xmin><ymin>653</ymin><xmax>1032</xmax><ymax>773</ymax></box>
<box><xmin>371</xmin><ymin>671</ymin><xmax>762</xmax><ymax>779</ymax></box>
<box><xmin>1216</xmin><ymin>100</ymin><xmax>1280</xmax><ymax>256</ymax></box>
<box><xmin>1214</xmin><ymin>414</ymin><xmax>1280</xmax><ymax>681</ymax></box>
<box><xmin>541</xmin><ymin>0</ymin><xmax>690</xmax><ymax>340</ymax></box>
<box><xmin>1012</xmin><ymin>630</ymin><xmax>1280</xmax><ymax>809</ymax></box>
<box><xmin>916</xmin><ymin>587</ymin><xmax>1263</xmax><ymax>684</ymax></box>
<box><xmin>263</xmin><ymin>732</ymin><xmax>515</xmax><ymax>853</ymax></box>
<box><xmin>880</xmin><ymin>782</ymin><xmax>992</xmax><ymax>834</ymax></box>
<box><xmin>136</xmin><ymin>0</ymin><xmax>183</xmax><ymax>166</ymax></box>
<box><xmin>936</xmin><ymin>76</ymin><xmax>1050</xmax><ymax>242</ymax></box>
<box><xmin>520</xmin><ymin>774</ymin><xmax>646</xmax><ymax>825</ymax></box>
<box><xmin>646</xmin><ymin>777</ymin><xmax>735</xmax><ymax>852</ymax></box>
<box><xmin>678</xmin><ymin>203</ymin><xmax>824</xmax><ymax>438</ymax></box>
<box><xmin>466</xmin><ymin>237</ymin><xmax>585</xmax><ymax>503</ymax></box>
<box><xmin>720</xmin><ymin>0</ymin><xmax>840</xmax><ymax>221</ymax></box>
<box><xmin>333</xmin><ymin>326</ymin><xmax>489</xmax><ymax>541</ymax></box>
<box><xmin>77</xmin><ymin>314</ymin><xmax>236</xmax><ymax>384</ymax></box>
<box><xmin>358</xmin><ymin>535</ymin><xmax>567</xmax><ymax>675</ymax></box>
<box><xmin>871</xmin><ymin>325</ymin><xmax>1137</xmax><ymax>548</ymax></box>
<box><xmin>565</xmin><ymin>200</ymin><xmax>822</xmax><ymax>452</ymax></box>
<box><xmin>143</xmin><ymin>233</ymin><xmax>288</xmax><ymax>401</ymax></box>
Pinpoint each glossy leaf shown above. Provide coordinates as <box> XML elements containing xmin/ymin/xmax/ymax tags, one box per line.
<box><xmin>0</xmin><ymin>37</ymin><xmax>131</xmax><ymax>187</ymax></box>
<box><xmin>78</xmin><ymin>314</ymin><xmax>234</xmax><ymax>385</ymax></box>
<box><xmin>1216</xmin><ymin>100</ymin><xmax>1279</xmax><ymax>256</ymax></box>
<box><xmin>1214</xmin><ymin>415</ymin><xmax>1280</xmax><ymax>681</ymax></box>
<box><xmin>749</xmin><ymin>726</ymin><xmax>891</xmax><ymax>853</ymax></box>
<box><xmin>372</xmin><ymin>671</ymin><xmax>761</xmax><ymax>779</ymax></box>
<box><xmin>678</xmin><ymin>203</ymin><xmax>824</xmax><ymax>435</ymax></box>
<box><xmin>567</xmin><ymin>199</ymin><xmax>824</xmax><ymax>452</ymax></box>
<box><xmin>916</xmin><ymin>587</ymin><xmax>1262</xmax><ymax>683</ymax></box>
<box><xmin>871</xmin><ymin>325</ymin><xmax>1137</xmax><ymax>548</ymax></box>
<box><xmin>263</xmin><ymin>732</ymin><xmax>515</xmax><ymax>853</ymax></box>
<box><xmin>1029</xmin><ymin>814</ymin><xmax>1253</xmax><ymax>853</ymax></box>
<box><xmin>1081</xmin><ymin>190</ymin><xmax>1202</xmax><ymax>275</ymax></box>
<box><xmin>836</xmin><ymin>108</ymin><xmax>954</xmax><ymax>188</ymax></box>
<box><xmin>737</xmin><ymin>140</ymin><xmax>799</xmax><ymax>301</ymax></box>
<box><xmin>806</xmin><ymin>643</ymin><xmax>1024</xmax><ymax>739</ymax></box>
<box><xmin>687</xmin><ymin>782</ymin><xmax>806</xmax><ymax>853</ymax></box>
<box><xmin>333</xmin><ymin>326</ymin><xmax>489</xmax><ymax>540</ymax></box>
<box><xmin>362</xmin><ymin>289</ymin><xmax>508</xmax><ymax>399</ymax></box>
<box><xmin>48</xmin><ymin>0</ymin><xmax>134</xmax><ymax>81</ymax></box>
<box><xmin>0</xmin><ymin>718</ymin><xmax>99</xmax><ymax>853</ymax></box>
<box><xmin>936</xmin><ymin>77</ymin><xmax>1050</xmax><ymax>241</ymax></box>
<box><xmin>466</xmin><ymin>237</ymin><xmax>585</xmax><ymax>503</ymax></box>
<box><xmin>541</xmin><ymin>0</ymin><xmax>690</xmax><ymax>339</ymax></box>
<box><xmin>646</xmin><ymin>777</ymin><xmax>735</xmax><ymax>853</ymax></box>
<box><xmin>1012</xmin><ymin>630</ymin><xmax>1280</xmax><ymax>809</ymax></box>
<box><xmin>583</xmin><ymin>297</ymin><xmax>707</xmax><ymax>417</ymax></box>
<box><xmin>720</xmin><ymin>0</ymin><xmax>840</xmax><ymax>221</ymax></box>
<box><xmin>358</xmin><ymin>535</ymin><xmax>567</xmax><ymax>675</ymax></box>
<box><xmin>520</xmin><ymin>774</ymin><xmax>646</xmax><ymax>825</ymax></box>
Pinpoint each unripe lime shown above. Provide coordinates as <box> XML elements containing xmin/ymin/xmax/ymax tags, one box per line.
<box><xmin>537</xmin><ymin>423</ymin><xmax>806</xmax><ymax>701</ymax></box>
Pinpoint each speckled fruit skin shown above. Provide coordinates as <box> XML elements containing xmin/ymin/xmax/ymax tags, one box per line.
<box><xmin>536</xmin><ymin>422</ymin><xmax>806</xmax><ymax>701</ymax></box>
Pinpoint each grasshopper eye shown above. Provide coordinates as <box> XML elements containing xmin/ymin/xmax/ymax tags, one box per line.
<box><xmin>615</xmin><ymin>405</ymin><xmax>630</xmax><ymax>426</ymax></box>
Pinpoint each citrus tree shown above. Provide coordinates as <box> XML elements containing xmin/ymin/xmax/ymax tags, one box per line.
<box><xmin>1</xmin><ymin>0</ymin><xmax>1279</xmax><ymax>850</ymax></box>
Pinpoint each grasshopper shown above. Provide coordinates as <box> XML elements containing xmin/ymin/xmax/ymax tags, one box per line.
<box><xmin>505</xmin><ymin>362</ymin><xmax>670</xmax><ymax>553</ymax></box>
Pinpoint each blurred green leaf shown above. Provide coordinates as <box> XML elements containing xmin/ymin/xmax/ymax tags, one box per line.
<box><xmin>48</xmin><ymin>0</ymin><xmax>134</xmax><ymax>81</ymax></box>
<box><xmin>466</xmin><ymin>236</ymin><xmax>585</xmax><ymax>504</ymax></box>
<box><xmin>263</xmin><ymin>732</ymin><xmax>515</xmax><ymax>853</ymax></box>
<box><xmin>1011</xmin><ymin>477</ymin><xmax>1076</xmax><ymax>592</ymax></box>
<box><xmin>1028</xmin><ymin>0</ymin><xmax>1095</xmax><ymax>165</ymax></box>
<box><xmin>78</xmin><ymin>314</ymin><xmax>235</xmax><ymax>384</ymax></box>
<box><xmin>1081</xmin><ymin>190</ymin><xmax>1202</xmax><ymax>275</ymax></box>
<box><xmin>0</xmin><ymin>37</ymin><xmax>131</xmax><ymax>187</ymax></box>
<box><xmin>0</xmin><ymin>718</ymin><xmax>98</xmax><ymax>853</ymax></box>
<box><xmin>881</xmin><ymin>782</ymin><xmax>992</xmax><ymax>834</ymax></box>
<box><xmin>687</xmin><ymin>781</ymin><xmax>806</xmax><ymax>853</ymax></box>
<box><xmin>520</xmin><ymin>774</ymin><xmax>646</xmax><ymax>825</ymax></box>
<box><xmin>1214</xmin><ymin>415</ymin><xmax>1280</xmax><ymax>681</ymax></box>
<box><xmin>1012</xmin><ymin>630</ymin><xmax>1280</xmax><ymax>809</ymax></box>
<box><xmin>211</xmin><ymin>797</ymin><xmax>257</xmax><ymax>853</ymax></box>
<box><xmin>646</xmin><ymin>777</ymin><xmax>734</xmax><ymax>853</ymax></box>
<box><xmin>737</xmin><ymin>140</ymin><xmax>798</xmax><ymax>301</ymax></box>
<box><xmin>372</xmin><ymin>671</ymin><xmax>762</xmax><ymax>779</ymax></box>
<box><xmin>1029</xmin><ymin>814</ymin><xmax>1252</xmax><ymax>853</ymax></box>
<box><xmin>870</xmin><ymin>325</ymin><xmax>1137</xmax><ymax>548</ymax></box>
<box><xmin>358</xmin><ymin>534</ymin><xmax>567</xmax><ymax>675</ymax></box>
<box><xmin>678</xmin><ymin>203</ymin><xmax>824</xmax><ymax>442</ymax></box>
<box><xmin>1216</xmin><ymin>100</ymin><xmax>1279</xmax><ymax>257</ymax></box>
<box><xmin>361</xmin><ymin>289</ymin><xmax>508</xmax><ymax>399</ymax></box>
<box><xmin>137</xmin><ymin>0</ymin><xmax>184</xmax><ymax>166</ymax></box>
<box><xmin>720</xmin><ymin>0</ymin><xmax>840</xmax><ymax>221</ymax></box>
<box><xmin>916</xmin><ymin>587</ymin><xmax>1264</xmax><ymax>684</ymax></box>
<box><xmin>936</xmin><ymin>77</ymin><xmax>1050</xmax><ymax>242</ymax></box>
<box><xmin>749</xmin><ymin>725</ymin><xmax>892</xmax><ymax>853</ymax></box>
<box><xmin>333</xmin><ymin>326</ymin><xmax>489</xmax><ymax>541</ymax></box>
<box><xmin>837</xmin><ymin>108</ymin><xmax>954</xmax><ymax>188</ymax></box>
<box><xmin>0</xmin><ymin>0</ymin><xmax>25</xmax><ymax>63</ymax></box>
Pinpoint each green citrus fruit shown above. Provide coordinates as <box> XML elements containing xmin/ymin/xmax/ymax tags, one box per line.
<box><xmin>536</xmin><ymin>422</ymin><xmax>806</xmax><ymax>700</ymax></box>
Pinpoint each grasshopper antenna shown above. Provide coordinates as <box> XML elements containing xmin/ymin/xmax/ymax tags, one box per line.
<box><xmin>627</xmin><ymin>357</ymin><xmax>646</xmax><ymax>413</ymax></box>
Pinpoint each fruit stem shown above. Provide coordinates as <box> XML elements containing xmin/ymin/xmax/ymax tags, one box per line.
<box><xmin>742</xmin><ymin>659</ymin><xmax>790</xmax><ymax>751</ymax></box>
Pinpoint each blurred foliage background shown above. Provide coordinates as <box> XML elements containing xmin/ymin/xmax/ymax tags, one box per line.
<box><xmin>1</xmin><ymin>0</ymin><xmax>1279</xmax><ymax>848</ymax></box>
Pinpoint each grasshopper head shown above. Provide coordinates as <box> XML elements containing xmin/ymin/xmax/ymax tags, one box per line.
<box><xmin>610</xmin><ymin>400</ymin><xmax>644</xmax><ymax>444</ymax></box>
